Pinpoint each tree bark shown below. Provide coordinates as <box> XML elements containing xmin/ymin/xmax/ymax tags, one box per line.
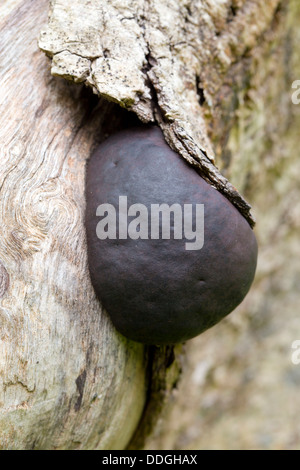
<box><xmin>144</xmin><ymin>0</ymin><xmax>300</xmax><ymax>450</ymax></box>
<box><xmin>39</xmin><ymin>0</ymin><xmax>284</xmax><ymax>226</ymax></box>
<box><xmin>1</xmin><ymin>0</ymin><xmax>298</xmax><ymax>450</ymax></box>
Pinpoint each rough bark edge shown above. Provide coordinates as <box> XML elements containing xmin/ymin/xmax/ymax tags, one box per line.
<box><xmin>36</xmin><ymin>0</ymin><xmax>287</xmax><ymax>228</ymax></box>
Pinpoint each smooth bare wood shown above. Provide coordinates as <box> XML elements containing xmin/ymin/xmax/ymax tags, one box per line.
<box><xmin>0</xmin><ymin>0</ymin><xmax>149</xmax><ymax>450</ymax></box>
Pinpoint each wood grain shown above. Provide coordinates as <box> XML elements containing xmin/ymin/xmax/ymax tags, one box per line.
<box><xmin>0</xmin><ymin>0</ymin><xmax>148</xmax><ymax>450</ymax></box>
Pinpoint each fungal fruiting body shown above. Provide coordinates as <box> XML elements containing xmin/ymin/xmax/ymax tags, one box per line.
<box><xmin>85</xmin><ymin>126</ymin><xmax>258</xmax><ymax>345</ymax></box>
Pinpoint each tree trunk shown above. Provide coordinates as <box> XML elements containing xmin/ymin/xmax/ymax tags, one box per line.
<box><xmin>0</xmin><ymin>0</ymin><xmax>180</xmax><ymax>450</ymax></box>
<box><xmin>1</xmin><ymin>0</ymin><xmax>299</xmax><ymax>450</ymax></box>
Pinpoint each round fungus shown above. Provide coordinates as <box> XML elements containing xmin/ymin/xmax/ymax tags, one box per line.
<box><xmin>85</xmin><ymin>126</ymin><xmax>258</xmax><ymax>345</ymax></box>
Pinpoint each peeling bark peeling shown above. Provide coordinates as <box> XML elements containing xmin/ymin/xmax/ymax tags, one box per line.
<box><xmin>39</xmin><ymin>0</ymin><xmax>281</xmax><ymax>226</ymax></box>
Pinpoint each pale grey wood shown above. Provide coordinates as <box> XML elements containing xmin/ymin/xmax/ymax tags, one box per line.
<box><xmin>0</xmin><ymin>0</ymin><xmax>148</xmax><ymax>450</ymax></box>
